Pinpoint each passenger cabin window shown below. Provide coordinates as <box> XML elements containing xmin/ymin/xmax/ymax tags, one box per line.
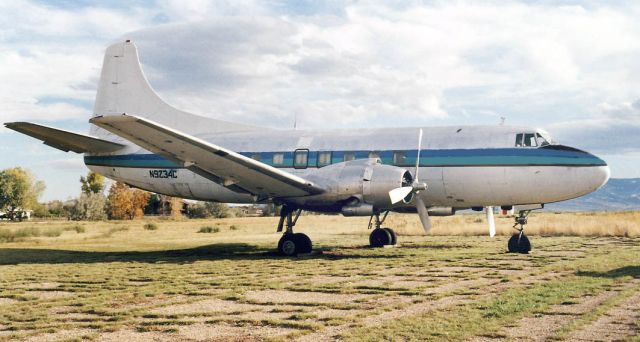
<box><xmin>294</xmin><ymin>149</ymin><xmax>309</xmax><ymax>169</ymax></box>
<box><xmin>344</xmin><ymin>152</ymin><xmax>355</xmax><ymax>161</ymax></box>
<box><xmin>393</xmin><ymin>151</ymin><xmax>406</xmax><ymax>165</ymax></box>
<box><xmin>368</xmin><ymin>151</ymin><xmax>380</xmax><ymax>159</ymax></box>
<box><xmin>317</xmin><ymin>151</ymin><xmax>332</xmax><ymax>167</ymax></box>
<box><xmin>272</xmin><ymin>153</ymin><xmax>284</xmax><ymax>166</ymax></box>
<box><xmin>250</xmin><ymin>154</ymin><xmax>261</xmax><ymax>162</ymax></box>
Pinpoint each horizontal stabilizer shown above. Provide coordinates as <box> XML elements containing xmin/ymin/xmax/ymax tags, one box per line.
<box><xmin>4</xmin><ymin>122</ymin><xmax>125</xmax><ymax>153</ymax></box>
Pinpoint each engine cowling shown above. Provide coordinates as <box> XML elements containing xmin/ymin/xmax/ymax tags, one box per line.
<box><xmin>303</xmin><ymin>159</ymin><xmax>413</xmax><ymax>215</ymax></box>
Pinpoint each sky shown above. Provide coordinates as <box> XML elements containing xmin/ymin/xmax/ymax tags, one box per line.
<box><xmin>0</xmin><ymin>0</ymin><xmax>639</xmax><ymax>201</ymax></box>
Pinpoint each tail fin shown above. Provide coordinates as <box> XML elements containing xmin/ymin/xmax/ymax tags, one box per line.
<box><xmin>91</xmin><ymin>40</ymin><xmax>260</xmax><ymax>138</ymax></box>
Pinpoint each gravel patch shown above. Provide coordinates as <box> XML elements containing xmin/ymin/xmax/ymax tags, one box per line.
<box><xmin>0</xmin><ymin>297</ymin><xmax>18</xmax><ymax>305</ymax></box>
<box><xmin>178</xmin><ymin>322</ymin><xmax>291</xmax><ymax>341</ymax></box>
<box><xmin>567</xmin><ymin>291</ymin><xmax>640</xmax><ymax>341</ymax></box>
<box><xmin>150</xmin><ymin>298</ymin><xmax>263</xmax><ymax>315</ymax></box>
<box><xmin>26</xmin><ymin>290</ymin><xmax>73</xmax><ymax>299</ymax></box>
<box><xmin>97</xmin><ymin>329</ymin><xmax>174</xmax><ymax>342</ymax></box>
<box><xmin>24</xmin><ymin>328</ymin><xmax>95</xmax><ymax>342</ymax></box>
<box><xmin>244</xmin><ymin>290</ymin><xmax>369</xmax><ymax>304</ymax></box>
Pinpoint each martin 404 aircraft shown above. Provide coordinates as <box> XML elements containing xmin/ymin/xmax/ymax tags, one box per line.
<box><xmin>6</xmin><ymin>41</ymin><xmax>610</xmax><ymax>255</ymax></box>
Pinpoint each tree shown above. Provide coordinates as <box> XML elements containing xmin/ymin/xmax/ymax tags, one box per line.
<box><xmin>80</xmin><ymin>172</ymin><xmax>105</xmax><ymax>195</ymax></box>
<box><xmin>262</xmin><ymin>203</ymin><xmax>281</xmax><ymax>217</ymax></box>
<box><xmin>206</xmin><ymin>202</ymin><xmax>230</xmax><ymax>218</ymax></box>
<box><xmin>107</xmin><ymin>182</ymin><xmax>150</xmax><ymax>220</ymax></box>
<box><xmin>169</xmin><ymin>197</ymin><xmax>184</xmax><ymax>219</ymax></box>
<box><xmin>0</xmin><ymin>167</ymin><xmax>45</xmax><ymax>220</ymax></box>
<box><xmin>68</xmin><ymin>193</ymin><xmax>107</xmax><ymax>221</ymax></box>
<box><xmin>186</xmin><ymin>202</ymin><xmax>230</xmax><ymax>219</ymax></box>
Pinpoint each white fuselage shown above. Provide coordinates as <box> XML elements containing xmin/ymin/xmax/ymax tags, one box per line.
<box><xmin>86</xmin><ymin>125</ymin><xmax>610</xmax><ymax>209</ymax></box>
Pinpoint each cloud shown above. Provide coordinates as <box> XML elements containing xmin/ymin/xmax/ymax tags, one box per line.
<box><xmin>46</xmin><ymin>158</ymin><xmax>86</xmax><ymax>171</ymax></box>
<box><xmin>2</xmin><ymin>0</ymin><xmax>640</xmax><ymax>201</ymax></box>
<box><xmin>103</xmin><ymin>1</ymin><xmax>640</xmax><ymax>131</ymax></box>
<box><xmin>550</xmin><ymin>99</ymin><xmax>640</xmax><ymax>154</ymax></box>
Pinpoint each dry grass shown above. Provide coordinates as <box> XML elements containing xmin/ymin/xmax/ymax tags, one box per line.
<box><xmin>0</xmin><ymin>212</ymin><xmax>638</xmax><ymax>341</ymax></box>
<box><xmin>388</xmin><ymin>211</ymin><xmax>640</xmax><ymax>237</ymax></box>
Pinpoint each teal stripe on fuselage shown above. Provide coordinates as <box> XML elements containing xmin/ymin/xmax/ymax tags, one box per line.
<box><xmin>84</xmin><ymin>148</ymin><xmax>606</xmax><ymax>169</ymax></box>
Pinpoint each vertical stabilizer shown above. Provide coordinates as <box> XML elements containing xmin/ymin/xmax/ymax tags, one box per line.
<box><xmin>91</xmin><ymin>40</ymin><xmax>260</xmax><ymax>138</ymax></box>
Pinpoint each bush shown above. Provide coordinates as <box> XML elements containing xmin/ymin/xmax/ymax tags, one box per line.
<box><xmin>68</xmin><ymin>193</ymin><xmax>107</xmax><ymax>221</ymax></box>
<box><xmin>41</xmin><ymin>228</ymin><xmax>62</xmax><ymax>237</ymax></box>
<box><xmin>100</xmin><ymin>226</ymin><xmax>129</xmax><ymax>238</ymax></box>
<box><xmin>0</xmin><ymin>226</ymin><xmax>64</xmax><ymax>242</ymax></box>
<box><xmin>187</xmin><ymin>202</ymin><xmax>230</xmax><ymax>219</ymax></box>
<box><xmin>229</xmin><ymin>225</ymin><xmax>239</xmax><ymax>231</ymax></box>
<box><xmin>198</xmin><ymin>226</ymin><xmax>220</xmax><ymax>233</ymax></box>
<box><xmin>71</xmin><ymin>225</ymin><xmax>86</xmax><ymax>233</ymax></box>
<box><xmin>144</xmin><ymin>223</ymin><xmax>158</xmax><ymax>230</ymax></box>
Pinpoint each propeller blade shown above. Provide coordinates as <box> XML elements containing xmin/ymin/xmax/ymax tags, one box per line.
<box><xmin>416</xmin><ymin>196</ymin><xmax>432</xmax><ymax>234</ymax></box>
<box><xmin>389</xmin><ymin>186</ymin><xmax>413</xmax><ymax>204</ymax></box>
<box><xmin>486</xmin><ymin>206</ymin><xmax>496</xmax><ymax>237</ymax></box>
<box><xmin>414</xmin><ymin>128</ymin><xmax>423</xmax><ymax>182</ymax></box>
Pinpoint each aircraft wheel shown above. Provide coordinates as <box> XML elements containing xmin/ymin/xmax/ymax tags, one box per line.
<box><xmin>508</xmin><ymin>234</ymin><xmax>531</xmax><ymax>254</ymax></box>
<box><xmin>293</xmin><ymin>233</ymin><xmax>312</xmax><ymax>254</ymax></box>
<box><xmin>370</xmin><ymin>228</ymin><xmax>392</xmax><ymax>247</ymax></box>
<box><xmin>278</xmin><ymin>233</ymin><xmax>312</xmax><ymax>256</ymax></box>
<box><xmin>278</xmin><ymin>233</ymin><xmax>297</xmax><ymax>256</ymax></box>
<box><xmin>382</xmin><ymin>228</ymin><xmax>397</xmax><ymax>245</ymax></box>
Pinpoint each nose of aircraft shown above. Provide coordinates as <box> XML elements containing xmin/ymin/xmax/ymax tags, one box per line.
<box><xmin>587</xmin><ymin>153</ymin><xmax>610</xmax><ymax>192</ymax></box>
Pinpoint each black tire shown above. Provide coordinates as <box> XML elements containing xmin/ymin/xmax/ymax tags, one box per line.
<box><xmin>278</xmin><ymin>233</ymin><xmax>297</xmax><ymax>256</ymax></box>
<box><xmin>508</xmin><ymin>234</ymin><xmax>531</xmax><ymax>254</ymax></box>
<box><xmin>370</xmin><ymin>228</ymin><xmax>392</xmax><ymax>247</ymax></box>
<box><xmin>382</xmin><ymin>228</ymin><xmax>397</xmax><ymax>245</ymax></box>
<box><xmin>293</xmin><ymin>233</ymin><xmax>312</xmax><ymax>254</ymax></box>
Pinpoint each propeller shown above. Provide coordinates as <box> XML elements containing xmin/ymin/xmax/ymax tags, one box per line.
<box><xmin>486</xmin><ymin>206</ymin><xmax>496</xmax><ymax>237</ymax></box>
<box><xmin>388</xmin><ymin>128</ymin><xmax>431</xmax><ymax>233</ymax></box>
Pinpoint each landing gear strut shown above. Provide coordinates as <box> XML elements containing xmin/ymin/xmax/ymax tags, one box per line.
<box><xmin>276</xmin><ymin>205</ymin><xmax>312</xmax><ymax>256</ymax></box>
<box><xmin>508</xmin><ymin>210</ymin><xmax>532</xmax><ymax>254</ymax></box>
<box><xmin>368</xmin><ymin>211</ymin><xmax>397</xmax><ymax>247</ymax></box>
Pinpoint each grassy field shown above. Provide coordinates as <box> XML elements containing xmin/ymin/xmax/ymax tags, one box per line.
<box><xmin>0</xmin><ymin>212</ymin><xmax>638</xmax><ymax>341</ymax></box>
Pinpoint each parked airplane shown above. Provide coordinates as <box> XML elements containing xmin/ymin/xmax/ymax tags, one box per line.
<box><xmin>5</xmin><ymin>41</ymin><xmax>610</xmax><ymax>255</ymax></box>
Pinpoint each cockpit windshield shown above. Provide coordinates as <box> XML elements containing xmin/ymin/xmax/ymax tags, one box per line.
<box><xmin>536</xmin><ymin>133</ymin><xmax>550</xmax><ymax>146</ymax></box>
<box><xmin>515</xmin><ymin>131</ymin><xmax>556</xmax><ymax>148</ymax></box>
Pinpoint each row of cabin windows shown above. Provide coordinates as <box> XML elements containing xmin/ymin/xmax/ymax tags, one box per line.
<box><xmin>250</xmin><ymin>150</ymin><xmax>408</xmax><ymax>168</ymax></box>
<box><xmin>515</xmin><ymin>133</ymin><xmax>550</xmax><ymax>148</ymax></box>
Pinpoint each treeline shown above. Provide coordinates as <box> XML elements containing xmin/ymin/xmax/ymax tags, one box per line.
<box><xmin>0</xmin><ymin>168</ymin><xmax>243</xmax><ymax>221</ymax></box>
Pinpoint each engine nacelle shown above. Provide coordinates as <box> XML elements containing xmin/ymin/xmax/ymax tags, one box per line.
<box><xmin>304</xmin><ymin>159</ymin><xmax>412</xmax><ymax>215</ymax></box>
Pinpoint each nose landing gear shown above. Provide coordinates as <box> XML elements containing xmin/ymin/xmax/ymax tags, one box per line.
<box><xmin>368</xmin><ymin>211</ymin><xmax>397</xmax><ymax>247</ymax></box>
<box><xmin>276</xmin><ymin>205</ymin><xmax>312</xmax><ymax>256</ymax></box>
<box><xmin>508</xmin><ymin>210</ymin><xmax>532</xmax><ymax>254</ymax></box>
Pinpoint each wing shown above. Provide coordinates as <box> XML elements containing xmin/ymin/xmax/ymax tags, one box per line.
<box><xmin>89</xmin><ymin>114</ymin><xmax>324</xmax><ymax>198</ymax></box>
<box><xmin>5</xmin><ymin>122</ymin><xmax>125</xmax><ymax>153</ymax></box>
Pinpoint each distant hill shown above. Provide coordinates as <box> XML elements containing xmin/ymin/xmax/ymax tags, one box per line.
<box><xmin>545</xmin><ymin>178</ymin><xmax>640</xmax><ymax>211</ymax></box>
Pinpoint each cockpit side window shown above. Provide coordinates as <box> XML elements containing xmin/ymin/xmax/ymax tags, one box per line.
<box><xmin>523</xmin><ymin>133</ymin><xmax>537</xmax><ymax>147</ymax></box>
<box><xmin>515</xmin><ymin>133</ymin><xmax>524</xmax><ymax>147</ymax></box>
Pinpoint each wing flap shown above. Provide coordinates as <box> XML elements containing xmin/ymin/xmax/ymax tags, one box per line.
<box><xmin>5</xmin><ymin>122</ymin><xmax>125</xmax><ymax>153</ymax></box>
<box><xmin>89</xmin><ymin>114</ymin><xmax>324</xmax><ymax>198</ymax></box>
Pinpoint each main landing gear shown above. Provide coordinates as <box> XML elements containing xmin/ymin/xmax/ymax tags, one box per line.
<box><xmin>508</xmin><ymin>210</ymin><xmax>532</xmax><ymax>254</ymax></box>
<box><xmin>276</xmin><ymin>206</ymin><xmax>312</xmax><ymax>256</ymax></box>
<box><xmin>368</xmin><ymin>211</ymin><xmax>397</xmax><ymax>247</ymax></box>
